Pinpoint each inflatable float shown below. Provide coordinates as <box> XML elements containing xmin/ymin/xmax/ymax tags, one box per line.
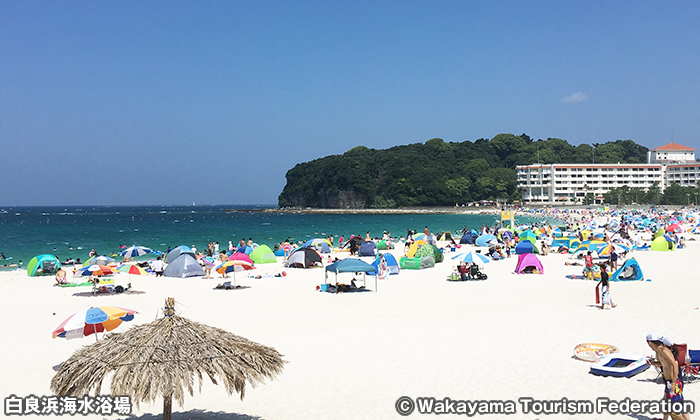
<box><xmin>574</xmin><ymin>343</ymin><xmax>620</xmax><ymax>362</ymax></box>
<box><xmin>589</xmin><ymin>353</ymin><xmax>650</xmax><ymax>377</ymax></box>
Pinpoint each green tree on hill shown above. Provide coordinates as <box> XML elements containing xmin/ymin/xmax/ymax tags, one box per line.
<box><xmin>278</xmin><ymin>134</ymin><xmax>649</xmax><ymax>208</ymax></box>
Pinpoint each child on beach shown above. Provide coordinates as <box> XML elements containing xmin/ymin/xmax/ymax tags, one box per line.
<box><xmin>597</xmin><ymin>264</ymin><xmax>616</xmax><ymax>309</ymax></box>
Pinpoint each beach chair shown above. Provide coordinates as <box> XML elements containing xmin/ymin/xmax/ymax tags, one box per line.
<box><xmin>653</xmin><ymin>343</ymin><xmax>699</xmax><ymax>383</ymax></box>
<box><xmin>684</xmin><ymin>349</ymin><xmax>700</xmax><ymax>382</ymax></box>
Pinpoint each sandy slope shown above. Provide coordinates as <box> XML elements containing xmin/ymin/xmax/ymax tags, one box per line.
<box><xmin>1</xmin><ymin>238</ymin><xmax>698</xmax><ymax>419</ymax></box>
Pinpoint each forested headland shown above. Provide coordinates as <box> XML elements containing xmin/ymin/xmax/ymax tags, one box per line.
<box><xmin>278</xmin><ymin>134</ymin><xmax>649</xmax><ymax>208</ymax></box>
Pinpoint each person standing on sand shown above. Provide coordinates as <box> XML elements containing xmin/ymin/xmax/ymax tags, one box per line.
<box><xmin>597</xmin><ymin>264</ymin><xmax>616</xmax><ymax>309</ymax></box>
<box><xmin>584</xmin><ymin>251</ymin><xmax>594</xmax><ymax>279</ymax></box>
<box><xmin>646</xmin><ymin>334</ymin><xmax>691</xmax><ymax>420</ymax></box>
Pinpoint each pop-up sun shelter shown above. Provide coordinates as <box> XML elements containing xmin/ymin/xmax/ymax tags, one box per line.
<box><xmin>302</xmin><ymin>239</ymin><xmax>331</xmax><ymax>254</ymax></box>
<box><xmin>325</xmin><ymin>258</ymin><xmax>378</xmax><ymax>291</ymax></box>
<box><xmin>249</xmin><ymin>245</ymin><xmax>277</xmax><ymax>264</ymax></box>
<box><xmin>27</xmin><ymin>254</ymin><xmax>61</xmax><ymax>276</ymax></box>
<box><xmin>651</xmin><ymin>236</ymin><xmax>675</xmax><ymax>251</ymax></box>
<box><xmin>514</xmin><ymin>253</ymin><xmax>544</xmax><ymax>274</ymax></box>
<box><xmin>285</xmin><ymin>247</ymin><xmax>322</xmax><ymax>268</ymax></box>
<box><xmin>166</xmin><ymin>245</ymin><xmax>195</xmax><ymax>263</ymax></box>
<box><xmin>369</xmin><ymin>253</ymin><xmax>400</xmax><ymax>276</ymax></box>
<box><xmin>460</xmin><ymin>231</ymin><xmax>478</xmax><ymax>244</ymax></box>
<box><xmin>163</xmin><ymin>254</ymin><xmax>205</xmax><ymax>278</ymax></box>
<box><xmin>611</xmin><ymin>258</ymin><xmax>644</xmax><ymax>281</ymax></box>
<box><xmin>359</xmin><ymin>241</ymin><xmax>377</xmax><ymax>257</ymax></box>
<box><xmin>515</xmin><ymin>240</ymin><xmax>539</xmax><ymax>255</ymax></box>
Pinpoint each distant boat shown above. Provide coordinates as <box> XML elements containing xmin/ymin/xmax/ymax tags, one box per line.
<box><xmin>192</xmin><ymin>201</ymin><xmax>196</xmax><ymax>206</ymax></box>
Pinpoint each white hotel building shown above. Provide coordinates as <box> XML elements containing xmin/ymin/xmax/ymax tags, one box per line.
<box><xmin>517</xmin><ymin>142</ymin><xmax>700</xmax><ymax>203</ymax></box>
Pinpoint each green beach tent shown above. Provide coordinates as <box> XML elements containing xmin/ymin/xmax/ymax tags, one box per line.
<box><xmin>414</xmin><ymin>244</ymin><xmax>444</xmax><ymax>263</ymax></box>
<box><xmin>249</xmin><ymin>245</ymin><xmax>277</xmax><ymax>264</ymax></box>
<box><xmin>27</xmin><ymin>254</ymin><xmax>61</xmax><ymax>277</ymax></box>
<box><xmin>651</xmin><ymin>236</ymin><xmax>675</xmax><ymax>251</ymax></box>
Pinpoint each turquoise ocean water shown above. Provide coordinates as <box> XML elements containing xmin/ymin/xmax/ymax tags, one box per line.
<box><xmin>0</xmin><ymin>205</ymin><xmax>544</xmax><ymax>270</ymax></box>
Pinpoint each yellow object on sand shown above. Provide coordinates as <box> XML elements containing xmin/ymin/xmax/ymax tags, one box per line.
<box><xmin>573</xmin><ymin>343</ymin><xmax>620</xmax><ymax>362</ymax></box>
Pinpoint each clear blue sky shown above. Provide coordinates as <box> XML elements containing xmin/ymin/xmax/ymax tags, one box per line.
<box><xmin>2</xmin><ymin>1</ymin><xmax>700</xmax><ymax>206</ymax></box>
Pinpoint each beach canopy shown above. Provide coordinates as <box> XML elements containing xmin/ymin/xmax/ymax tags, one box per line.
<box><xmin>285</xmin><ymin>247</ymin><xmax>322</xmax><ymax>268</ymax></box>
<box><xmin>27</xmin><ymin>254</ymin><xmax>61</xmax><ymax>277</ymax></box>
<box><xmin>249</xmin><ymin>245</ymin><xmax>277</xmax><ymax>264</ymax></box>
<box><xmin>325</xmin><ymin>258</ymin><xmax>376</xmax><ymax>273</ymax></box>
<box><xmin>651</xmin><ymin>236</ymin><xmax>675</xmax><ymax>252</ymax></box>
<box><xmin>358</xmin><ymin>241</ymin><xmax>377</xmax><ymax>257</ymax></box>
<box><xmin>325</xmin><ymin>258</ymin><xmax>378</xmax><ymax>290</ymax></box>
<box><xmin>166</xmin><ymin>246</ymin><xmax>195</xmax><ymax>263</ymax></box>
<box><xmin>163</xmin><ymin>254</ymin><xmax>204</xmax><ymax>278</ymax></box>
<box><xmin>611</xmin><ymin>258</ymin><xmax>644</xmax><ymax>281</ymax></box>
<box><xmin>50</xmin><ymin>298</ymin><xmax>285</xmax><ymax>420</ymax></box>
<box><xmin>514</xmin><ymin>253</ymin><xmax>544</xmax><ymax>274</ymax></box>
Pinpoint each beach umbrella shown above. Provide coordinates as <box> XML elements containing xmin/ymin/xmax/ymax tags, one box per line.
<box><xmin>228</xmin><ymin>252</ymin><xmax>253</xmax><ymax>264</ymax></box>
<box><xmin>117</xmin><ymin>264</ymin><xmax>148</xmax><ymax>275</ymax></box>
<box><xmin>52</xmin><ymin>306</ymin><xmax>138</xmax><ymax>340</ymax></box>
<box><xmin>452</xmin><ymin>251</ymin><xmax>490</xmax><ymax>265</ymax></box>
<box><xmin>598</xmin><ymin>243</ymin><xmax>630</xmax><ymax>256</ymax></box>
<box><xmin>666</xmin><ymin>223</ymin><xmax>682</xmax><ymax>233</ymax></box>
<box><xmin>216</xmin><ymin>260</ymin><xmax>254</xmax><ymax>286</ymax></box>
<box><xmin>82</xmin><ymin>255</ymin><xmax>115</xmax><ymax>267</ymax></box>
<box><xmin>573</xmin><ymin>240</ymin><xmax>607</xmax><ymax>253</ymax></box>
<box><xmin>120</xmin><ymin>246</ymin><xmax>153</xmax><ymax>258</ymax></box>
<box><xmin>76</xmin><ymin>265</ymin><xmax>115</xmax><ymax>276</ymax></box>
<box><xmin>50</xmin><ymin>298</ymin><xmax>285</xmax><ymax>420</ymax></box>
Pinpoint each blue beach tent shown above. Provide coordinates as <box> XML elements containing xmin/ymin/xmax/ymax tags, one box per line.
<box><xmin>369</xmin><ymin>253</ymin><xmax>400</xmax><ymax>275</ymax></box>
<box><xmin>27</xmin><ymin>254</ymin><xmax>61</xmax><ymax>277</ymax></box>
<box><xmin>611</xmin><ymin>258</ymin><xmax>644</xmax><ymax>282</ymax></box>
<box><xmin>359</xmin><ymin>241</ymin><xmax>377</xmax><ymax>257</ymax></box>
<box><xmin>515</xmin><ymin>240</ymin><xmax>538</xmax><ymax>255</ymax></box>
<box><xmin>460</xmin><ymin>230</ymin><xmax>478</xmax><ymax>245</ymax></box>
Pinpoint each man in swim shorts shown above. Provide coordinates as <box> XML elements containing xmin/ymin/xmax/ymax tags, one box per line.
<box><xmin>646</xmin><ymin>333</ymin><xmax>690</xmax><ymax>420</ymax></box>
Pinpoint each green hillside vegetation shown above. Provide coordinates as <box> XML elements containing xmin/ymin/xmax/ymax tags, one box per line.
<box><xmin>278</xmin><ymin>134</ymin><xmax>649</xmax><ymax>208</ymax></box>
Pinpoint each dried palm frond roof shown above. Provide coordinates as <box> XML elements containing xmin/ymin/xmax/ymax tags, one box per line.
<box><xmin>51</xmin><ymin>297</ymin><xmax>285</xmax><ymax>413</ymax></box>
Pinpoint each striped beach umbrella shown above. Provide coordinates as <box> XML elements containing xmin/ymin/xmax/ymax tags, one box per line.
<box><xmin>52</xmin><ymin>306</ymin><xmax>138</xmax><ymax>340</ymax></box>
<box><xmin>118</xmin><ymin>264</ymin><xmax>148</xmax><ymax>275</ymax></box>
<box><xmin>120</xmin><ymin>246</ymin><xmax>153</xmax><ymax>258</ymax></box>
<box><xmin>452</xmin><ymin>251</ymin><xmax>490</xmax><ymax>265</ymax></box>
<box><xmin>76</xmin><ymin>265</ymin><xmax>115</xmax><ymax>276</ymax></box>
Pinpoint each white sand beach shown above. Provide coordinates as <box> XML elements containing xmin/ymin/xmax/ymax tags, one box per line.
<box><xmin>1</xmin><ymin>234</ymin><xmax>699</xmax><ymax>419</ymax></box>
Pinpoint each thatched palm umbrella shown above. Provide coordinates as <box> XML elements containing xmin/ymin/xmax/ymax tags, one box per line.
<box><xmin>51</xmin><ymin>297</ymin><xmax>285</xmax><ymax>420</ymax></box>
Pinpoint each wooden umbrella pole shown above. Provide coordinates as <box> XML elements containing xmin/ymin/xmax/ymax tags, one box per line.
<box><xmin>163</xmin><ymin>395</ymin><xmax>172</xmax><ymax>420</ymax></box>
